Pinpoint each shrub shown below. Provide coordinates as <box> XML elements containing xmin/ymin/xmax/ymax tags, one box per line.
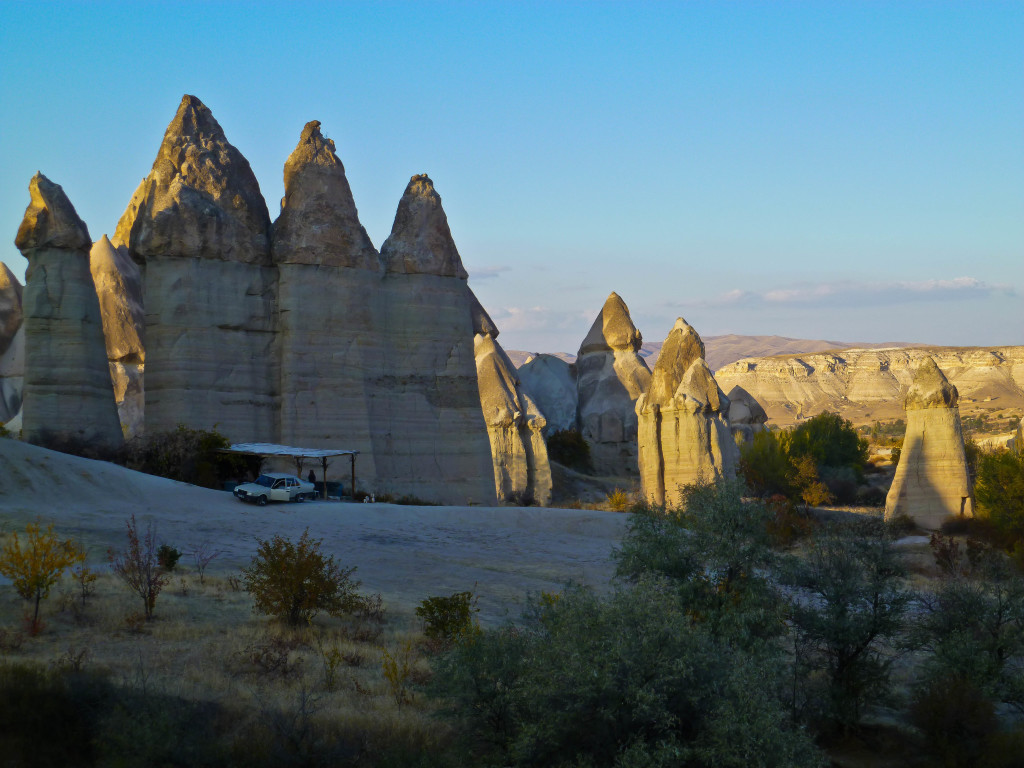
<box><xmin>157</xmin><ymin>544</ymin><xmax>181</xmax><ymax>571</ymax></box>
<box><xmin>241</xmin><ymin>528</ymin><xmax>362</xmax><ymax>626</ymax></box>
<box><xmin>738</xmin><ymin>429</ymin><xmax>795</xmax><ymax>498</ymax></box>
<box><xmin>910</xmin><ymin>675</ymin><xmax>998</xmax><ymax>767</ymax></box>
<box><xmin>606</xmin><ymin>488</ymin><xmax>630</xmax><ymax>512</ymax></box>
<box><xmin>416</xmin><ymin>590</ymin><xmax>479</xmax><ymax>648</ymax></box>
<box><xmin>975</xmin><ymin>449</ymin><xmax>1024</xmax><ymax>544</ymax></box>
<box><xmin>108</xmin><ymin>515</ymin><xmax>169</xmax><ymax>620</ymax></box>
<box><xmin>125</xmin><ymin>425</ymin><xmax>249</xmax><ymax>489</ymax></box>
<box><xmin>381</xmin><ymin>639</ymin><xmax>417</xmax><ymax>707</ymax></box>
<box><xmin>0</xmin><ymin>522</ymin><xmax>84</xmax><ymax>632</ymax></box>
<box><xmin>788</xmin><ymin>412</ymin><xmax>869</xmax><ymax>479</ymax></box>
<box><xmin>546</xmin><ymin>428</ymin><xmax>592</xmax><ymax>473</ymax></box>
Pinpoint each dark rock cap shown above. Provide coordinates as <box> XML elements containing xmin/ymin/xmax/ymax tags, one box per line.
<box><xmin>578</xmin><ymin>292</ymin><xmax>643</xmax><ymax>355</ymax></box>
<box><xmin>469</xmin><ymin>288</ymin><xmax>499</xmax><ymax>337</ymax></box>
<box><xmin>15</xmin><ymin>173</ymin><xmax>91</xmax><ymax>253</ymax></box>
<box><xmin>905</xmin><ymin>356</ymin><xmax>959</xmax><ymax>410</ymax></box>
<box><xmin>380</xmin><ymin>174</ymin><xmax>468</xmax><ymax>278</ymax></box>
<box><xmin>648</xmin><ymin>317</ymin><xmax>706</xmax><ymax>406</ymax></box>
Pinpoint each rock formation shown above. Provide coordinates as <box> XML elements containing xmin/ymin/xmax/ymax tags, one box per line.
<box><xmin>112</xmin><ymin>94</ymin><xmax>278</xmax><ymax>440</ymax></box>
<box><xmin>0</xmin><ymin>263</ymin><xmax>24</xmax><ymax>424</ymax></box>
<box><xmin>272</xmin><ymin>120</ymin><xmax>382</xmax><ymax>478</ymax></box>
<box><xmin>727</xmin><ymin>385</ymin><xmax>768</xmax><ymax>443</ymax></box>
<box><xmin>716</xmin><ymin>346</ymin><xmax>1024</xmax><ymax>427</ymax></box>
<box><xmin>575</xmin><ymin>292</ymin><xmax>652</xmax><ymax>476</ymax></box>
<box><xmin>518</xmin><ymin>354</ymin><xmax>578</xmax><ymax>434</ymax></box>
<box><xmin>15</xmin><ymin>173</ymin><xmax>123</xmax><ymax>448</ymax></box>
<box><xmin>373</xmin><ymin>174</ymin><xmax>496</xmax><ymax>504</ymax></box>
<box><xmin>885</xmin><ymin>357</ymin><xmax>974</xmax><ymax>528</ymax></box>
<box><xmin>636</xmin><ymin>318</ymin><xmax>737</xmax><ymax>507</ymax></box>
<box><xmin>474</xmin><ymin>315</ymin><xmax>552</xmax><ymax>505</ymax></box>
<box><xmin>89</xmin><ymin>236</ymin><xmax>145</xmax><ymax>436</ymax></box>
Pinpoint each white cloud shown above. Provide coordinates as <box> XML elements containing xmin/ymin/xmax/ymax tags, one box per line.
<box><xmin>468</xmin><ymin>265</ymin><xmax>511</xmax><ymax>281</ymax></box>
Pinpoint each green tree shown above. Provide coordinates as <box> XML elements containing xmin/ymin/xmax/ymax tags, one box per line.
<box><xmin>975</xmin><ymin>450</ymin><xmax>1024</xmax><ymax>543</ymax></box>
<box><xmin>0</xmin><ymin>522</ymin><xmax>84</xmax><ymax>630</ymax></box>
<box><xmin>738</xmin><ymin>429</ymin><xmax>796</xmax><ymax>498</ymax></box>
<box><xmin>788</xmin><ymin>412</ymin><xmax>868</xmax><ymax>479</ymax></box>
<box><xmin>241</xmin><ymin>528</ymin><xmax>362</xmax><ymax>626</ymax></box>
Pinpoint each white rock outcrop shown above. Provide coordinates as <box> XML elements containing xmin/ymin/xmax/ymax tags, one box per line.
<box><xmin>113</xmin><ymin>94</ymin><xmax>278</xmax><ymax>440</ymax></box>
<box><xmin>0</xmin><ymin>263</ymin><xmax>24</xmax><ymax>424</ymax></box>
<box><xmin>636</xmin><ymin>318</ymin><xmax>737</xmax><ymax>507</ymax></box>
<box><xmin>727</xmin><ymin>385</ymin><xmax>768</xmax><ymax>443</ymax></box>
<box><xmin>89</xmin><ymin>235</ymin><xmax>145</xmax><ymax>436</ymax></box>
<box><xmin>885</xmin><ymin>357</ymin><xmax>974</xmax><ymax>529</ymax></box>
<box><xmin>517</xmin><ymin>354</ymin><xmax>578</xmax><ymax>435</ymax></box>
<box><xmin>474</xmin><ymin>322</ymin><xmax>552</xmax><ymax>506</ymax></box>
<box><xmin>15</xmin><ymin>173</ymin><xmax>123</xmax><ymax>449</ymax></box>
<box><xmin>373</xmin><ymin>174</ymin><xmax>496</xmax><ymax>504</ymax></box>
<box><xmin>575</xmin><ymin>292</ymin><xmax>652</xmax><ymax>476</ymax></box>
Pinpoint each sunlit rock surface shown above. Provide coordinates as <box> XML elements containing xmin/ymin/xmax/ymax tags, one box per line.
<box><xmin>15</xmin><ymin>173</ymin><xmax>123</xmax><ymax>448</ymax></box>
<box><xmin>272</xmin><ymin>120</ymin><xmax>382</xmax><ymax>480</ymax></box>
<box><xmin>475</xmin><ymin>324</ymin><xmax>552</xmax><ymax>505</ymax></box>
<box><xmin>373</xmin><ymin>174</ymin><xmax>496</xmax><ymax>504</ymax></box>
<box><xmin>727</xmin><ymin>385</ymin><xmax>768</xmax><ymax>443</ymax></box>
<box><xmin>113</xmin><ymin>94</ymin><xmax>278</xmax><ymax>441</ymax></box>
<box><xmin>89</xmin><ymin>236</ymin><xmax>145</xmax><ymax>436</ymax></box>
<box><xmin>886</xmin><ymin>357</ymin><xmax>974</xmax><ymax>529</ymax></box>
<box><xmin>636</xmin><ymin>318</ymin><xmax>737</xmax><ymax>507</ymax></box>
<box><xmin>575</xmin><ymin>292</ymin><xmax>652</xmax><ymax>476</ymax></box>
<box><xmin>0</xmin><ymin>264</ymin><xmax>24</xmax><ymax>424</ymax></box>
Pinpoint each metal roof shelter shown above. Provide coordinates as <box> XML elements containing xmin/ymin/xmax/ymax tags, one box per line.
<box><xmin>225</xmin><ymin>443</ymin><xmax>359</xmax><ymax>500</ymax></box>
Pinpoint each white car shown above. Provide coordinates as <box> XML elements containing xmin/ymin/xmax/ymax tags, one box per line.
<box><xmin>234</xmin><ymin>473</ymin><xmax>317</xmax><ymax>505</ymax></box>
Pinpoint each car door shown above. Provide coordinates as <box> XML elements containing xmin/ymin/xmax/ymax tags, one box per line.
<box><xmin>270</xmin><ymin>479</ymin><xmax>289</xmax><ymax>502</ymax></box>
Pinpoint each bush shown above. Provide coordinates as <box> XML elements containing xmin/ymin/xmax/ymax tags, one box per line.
<box><xmin>788</xmin><ymin>412</ymin><xmax>869</xmax><ymax>479</ymax></box>
<box><xmin>975</xmin><ymin>450</ymin><xmax>1024</xmax><ymax>544</ymax></box>
<box><xmin>0</xmin><ymin>522</ymin><xmax>84</xmax><ymax>631</ymax></box>
<box><xmin>157</xmin><ymin>544</ymin><xmax>182</xmax><ymax>571</ymax></box>
<box><xmin>739</xmin><ymin>429</ymin><xmax>796</xmax><ymax>498</ymax></box>
<box><xmin>429</xmin><ymin>583</ymin><xmax>824</xmax><ymax>768</ymax></box>
<box><xmin>241</xmin><ymin>528</ymin><xmax>362</xmax><ymax>626</ymax></box>
<box><xmin>606</xmin><ymin>488</ymin><xmax>631</xmax><ymax>511</ymax></box>
<box><xmin>910</xmin><ymin>675</ymin><xmax>998</xmax><ymax>767</ymax></box>
<box><xmin>108</xmin><ymin>515</ymin><xmax>170</xmax><ymax>620</ymax></box>
<box><xmin>416</xmin><ymin>590</ymin><xmax>479</xmax><ymax>648</ymax></box>
<box><xmin>546</xmin><ymin>429</ymin><xmax>592</xmax><ymax>473</ymax></box>
<box><xmin>125</xmin><ymin>425</ymin><xmax>250</xmax><ymax>489</ymax></box>
<box><xmin>819</xmin><ymin>465</ymin><xmax>858</xmax><ymax>505</ymax></box>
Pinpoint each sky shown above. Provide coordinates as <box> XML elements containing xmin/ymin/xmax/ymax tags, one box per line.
<box><xmin>1</xmin><ymin>1</ymin><xmax>1021</xmax><ymax>354</ymax></box>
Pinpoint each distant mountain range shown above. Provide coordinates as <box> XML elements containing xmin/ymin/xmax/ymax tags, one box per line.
<box><xmin>506</xmin><ymin>335</ymin><xmax>916</xmax><ymax>372</ymax></box>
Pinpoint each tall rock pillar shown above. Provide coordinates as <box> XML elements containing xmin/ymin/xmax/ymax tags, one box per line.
<box><xmin>473</xmin><ymin>292</ymin><xmax>553</xmax><ymax>505</ymax></box>
<box><xmin>15</xmin><ymin>173</ymin><xmax>123</xmax><ymax>448</ymax></box>
<box><xmin>0</xmin><ymin>263</ymin><xmax>24</xmax><ymax>424</ymax></box>
<box><xmin>886</xmin><ymin>357</ymin><xmax>974</xmax><ymax>529</ymax></box>
<box><xmin>272</xmin><ymin>121</ymin><xmax>382</xmax><ymax>481</ymax></box>
<box><xmin>113</xmin><ymin>95</ymin><xmax>278</xmax><ymax>440</ymax></box>
<box><xmin>575</xmin><ymin>292</ymin><xmax>652</xmax><ymax>476</ymax></box>
<box><xmin>375</xmin><ymin>174</ymin><xmax>496</xmax><ymax>504</ymax></box>
<box><xmin>636</xmin><ymin>318</ymin><xmax>737</xmax><ymax>507</ymax></box>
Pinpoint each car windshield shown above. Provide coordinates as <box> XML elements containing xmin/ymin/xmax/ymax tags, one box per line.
<box><xmin>254</xmin><ymin>475</ymin><xmax>274</xmax><ymax>488</ymax></box>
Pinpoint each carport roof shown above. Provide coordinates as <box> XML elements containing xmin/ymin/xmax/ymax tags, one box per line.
<box><xmin>225</xmin><ymin>443</ymin><xmax>359</xmax><ymax>458</ymax></box>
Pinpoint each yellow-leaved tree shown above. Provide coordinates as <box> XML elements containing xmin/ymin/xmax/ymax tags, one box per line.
<box><xmin>0</xmin><ymin>522</ymin><xmax>84</xmax><ymax>632</ymax></box>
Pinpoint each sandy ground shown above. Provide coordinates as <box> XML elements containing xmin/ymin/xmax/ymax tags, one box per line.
<box><xmin>0</xmin><ymin>438</ymin><xmax>630</xmax><ymax>624</ymax></box>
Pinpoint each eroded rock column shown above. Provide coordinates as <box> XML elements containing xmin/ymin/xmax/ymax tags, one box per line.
<box><xmin>15</xmin><ymin>173</ymin><xmax>123</xmax><ymax>448</ymax></box>
<box><xmin>0</xmin><ymin>263</ymin><xmax>24</xmax><ymax>424</ymax></box>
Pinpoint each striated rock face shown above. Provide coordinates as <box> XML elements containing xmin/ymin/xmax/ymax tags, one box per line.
<box><xmin>373</xmin><ymin>174</ymin><xmax>495</xmax><ymax>504</ymax></box>
<box><xmin>886</xmin><ymin>357</ymin><xmax>974</xmax><ymax>529</ymax></box>
<box><xmin>636</xmin><ymin>318</ymin><xmax>737</xmax><ymax>506</ymax></box>
<box><xmin>575</xmin><ymin>292</ymin><xmax>652</xmax><ymax>476</ymax></box>
<box><xmin>89</xmin><ymin>236</ymin><xmax>145</xmax><ymax>436</ymax></box>
<box><xmin>0</xmin><ymin>264</ymin><xmax>24</xmax><ymax>423</ymax></box>
<box><xmin>15</xmin><ymin>173</ymin><xmax>123</xmax><ymax>448</ymax></box>
<box><xmin>727</xmin><ymin>385</ymin><xmax>768</xmax><ymax>443</ymax></box>
<box><xmin>272</xmin><ymin>121</ymin><xmax>382</xmax><ymax>478</ymax></box>
<box><xmin>475</xmin><ymin>329</ymin><xmax>552</xmax><ymax>505</ymax></box>
<box><xmin>518</xmin><ymin>354</ymin><xmax>578</xmax><ymax>434</ymax></box>
<box><xmin>716</xmin><ymin>346</ymin><xmax>1024</xmax><ymax>426</ymax></box>
<box><xmin>113</xmin><ymin>94</ymin><xmax>277</xmax><ymax>440</ymax></box>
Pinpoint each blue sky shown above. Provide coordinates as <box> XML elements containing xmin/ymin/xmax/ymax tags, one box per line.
<box><xmin>1</xmin><ymin>1</ymin><xmax>1021</xmax><ymax>354</ymax></box>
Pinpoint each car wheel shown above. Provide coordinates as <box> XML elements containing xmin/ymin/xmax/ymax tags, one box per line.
<box><xmin>257</xmin><ymin>495</ymin><xmax>267</xmax><ymax>506</ymax></box>
<box><xmin>296</xmin><ymin>493</ymin><xmax>304</xmax><ymax>503</ymax></box>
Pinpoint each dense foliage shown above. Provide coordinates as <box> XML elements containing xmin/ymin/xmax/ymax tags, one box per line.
<box><xmin>545</xmin><ymin>429</ymin><xmax>592</xmax><ymax>473</ymax></box>
<box><xmin>975</xmin><ymin>450</ymin><xmax>1024</xmax><ymax>544</ymax></box>
<box><xmin>125</xmin><ymin>425</ymin><xmax>250</xmax><ymax>489</ymax></box>
<box><xmin>0</xmin><ymin>523</ymin><xmax>83</xmax><ymax>629</ymax></box>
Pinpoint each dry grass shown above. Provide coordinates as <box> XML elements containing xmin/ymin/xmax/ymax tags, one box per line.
<box><xmin>0</xmin><ymin>553</ymin><xmax>450</xmax><ymax>758</ymax></box>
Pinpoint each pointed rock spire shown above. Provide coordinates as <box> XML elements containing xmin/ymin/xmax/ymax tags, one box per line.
<box><xmin>273</xmin><ymin>120</ymin><xmax>379</xmax><ymax>269</ymax></box>
<box><xmin>905</xmin><ymin>356</ymin><xmax>958</xmax><ymax>410</ymax></box>
<box><xmin>113</xmin><ymin>94</ymin><xmax>271</xmax><ymax>264</ymax></box>
<box><xmin>16</xmin><ymin>174</ymin><xmax>123</xmax><ymax>448</ymax></box>
<box><xmin>646</xmin><ymin>317</ymin><xmax>705</xmax><ymax>406</ymax></box>
<box><xmin>380</xmin><ymin>174</ymin><xmax>468</xmax><ymax>278</ymax></box>
<box><xmin>578</xmin><ymin>292</ymin><xmax>643</xmax><ymax>355</ymax></box>
<box><xmin>89</xmin><ymin>236</ymin><xmax>144</xmax><ymax>363</ymax></box>
<box><xmin>469</xmin><ymin>288</ymin><xmax>498</xmax><ymax>337</ymax></box>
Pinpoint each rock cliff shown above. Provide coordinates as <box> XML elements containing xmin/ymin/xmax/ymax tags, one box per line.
<box><xmin>272</xmin><ymin>121</ymin><xmax>382</xmax><ymax>479</ymax></box>
<box><xmin>716</xmin><ymin>346</ymin><xmax>1024</xmax><ymax>426</ymax></box>
<box><xmin>518</xmin><ymin>354</ymin><xmax>578</xmax><ymax>434</ymax></box>
<box><xmin>374</xmin><ymin>174</ymin><xmax>496</xmax><ymax>504</ymax></box>
<box><xmin>89</xmin><ymin>236</ymin><xmax>145</xmax><ymax>436</ymax></box>
<box><xmin>113</xmin><ymin>94</ymin><xmax>278</xmax><ymax>440</ymax></box>
<box><xmin>885</xmin><ymin>357</ymin><xmax>974</xmax><ymax>529</ymax></box>
<box><xmin>0</xmin><ymin>264</ymin><xmax>23</xmax><ymax>424</ymax></box>
<box><xmin>15</xmin><ymin>173</ymin><xmax>123</xmax><ymax>448</ymax></box>
<box><xmin>636</xmin><ymin>318</ymin><xmax>737</xmax><ymax>507</ymax></box>
<box><xmin>474</xmin><ymin>321</ymin><xmax>552</xmax><ymax>505</ymax></box>
<box><xmin>575</xmin><ymin>292</ymin><xmax>652</xmax><ymax>476</ymax></box>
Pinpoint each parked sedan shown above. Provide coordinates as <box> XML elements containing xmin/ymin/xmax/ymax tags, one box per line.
<box><xmin>233</xmin><ymin>473</ymin><xmax>316</xmax><ymax>505</ymax></box>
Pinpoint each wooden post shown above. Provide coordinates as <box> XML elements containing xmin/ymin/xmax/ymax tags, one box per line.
<box><xmin>321</xmin><ymin>457</ymin><xmax>328</xmax><ymax>500</ymax></box>
<box><xmin>350</xmin><ymin>453</ymin><xmax>356</xmax><ymax>501</ymax></box>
